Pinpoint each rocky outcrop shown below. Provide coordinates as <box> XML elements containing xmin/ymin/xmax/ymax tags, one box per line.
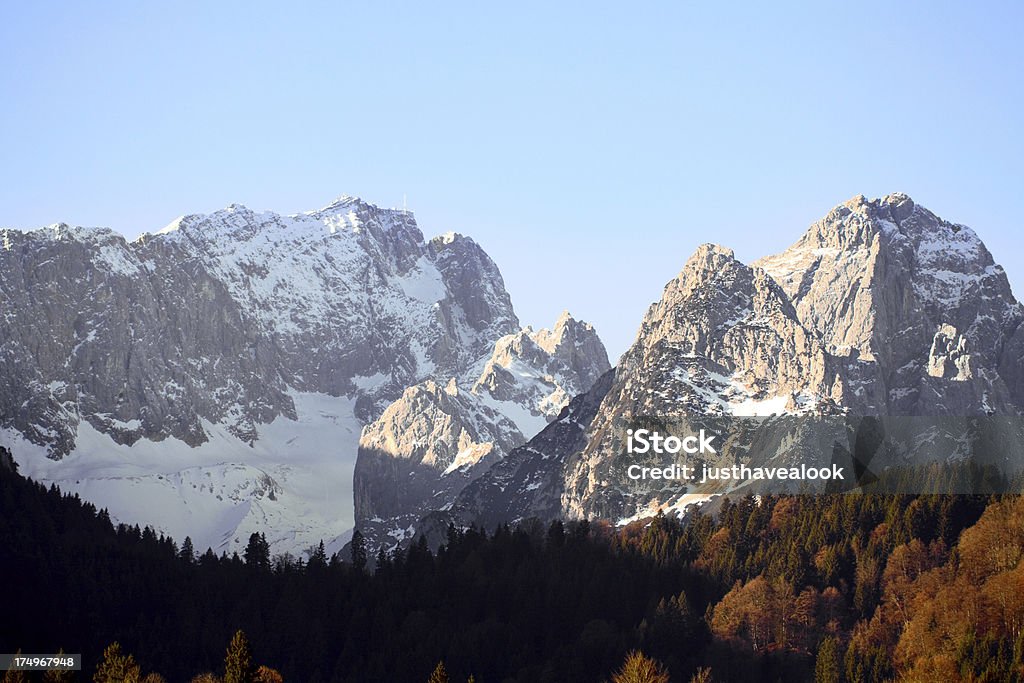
<box><xmin>0</xmin><ymin>224</ymin><xmax>293</xmax><ymax>455</ymax></box>
<box><xmin>471</xmin><ymin>311</ymin><xmax>611</xmax><ymax>433</ymax></box>
<box><xmin>755</xmin><ymin>193</ymin><xmax>1022</xmax><ymax>416</ymax></box>
<box><xmin>559</xmin><ymin>244</ymin><xmax>842</xmax><ymax>520</ymax></box>
<box><xmin>353</xmin><ymin>379</ymin><xmax>521</xmax><ymax>529</ymax></box>
<box><xmin>352</xmin><ymin>313</ymin><xmax>611</xmax><ymax>552</ymax></box>
<box><xmin>430</xmin><ymin>369</ymin><xmax>616</xmax><ymax>537</ymax></box>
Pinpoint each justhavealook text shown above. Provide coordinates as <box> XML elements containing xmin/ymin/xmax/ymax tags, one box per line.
<box><xmin>624</xmin><ymin>428</ymin><xmax>844</xmax><ymax>483</ymax></box>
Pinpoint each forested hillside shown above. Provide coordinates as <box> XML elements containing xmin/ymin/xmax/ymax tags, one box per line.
<box><xmin>3</xmin><ymin>449</ymin><xmax>1022</xmax><ymax>682</ymax></box>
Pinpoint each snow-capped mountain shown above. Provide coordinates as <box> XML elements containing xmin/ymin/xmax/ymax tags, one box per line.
<box><xmin>0</xmin><ymin>195</ymin><xmax>555</xmax><ymax>556</ymax></box>
<box><xmin>5</xmin><ymin>191</ymin><xmax>1020</xmax><ymax>556</ymax></box>
<box><xmin>353</xmin><ymin>312</ymin><xmax>610</xmax><ymax>552</ymax></box>
<box><xmin>471</xmin><ymin>311</ymin><xmax>611</xmax><ymax>435</ymax></box>
<box><xmin>427</xmin><ymin>194</ymin><xmax>1024</xmax><ymax>532</ymax></box>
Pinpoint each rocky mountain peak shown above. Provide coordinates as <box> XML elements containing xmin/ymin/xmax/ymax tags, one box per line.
<box><xmin>354</xmin><ymin>311</ymin><xmax>611</xmax><ymax>553</ymax></box>
<box><xmin>353</xmin><ymin>376</ymin><xmax>525</xmax><ymax>531</ymax></box>
<box><xmin>470</xmin><ymin>314</ymin><xmax>611</xmax><ymax>433</ymax></box>
<box><xmin>682</xmin><ymin>243</ymin><xmax>737</xmax><ymax>274</ymax></box>
<box><xmin>627</xmin><ymin>243</ymin><xmax>807</xmax><ymax>372</ymax></box>
<box><xmin>318</xmin><ymin>193</ymin><xmax>366</xmax><ymax>211</ymax></box>
<box><xmin>755</xmin><ymin>193</ymin><xmax>1021</xmax><ymax>414</ymax></box>
<box><xmin>553</xmin><ymin>196</ymin><xmax>1024</xmax><ymax>523</ymax></box>
<box><xmin>842</xmin><ymin>191</ymin><xmax>915</xmax><ymax>218</ymax></box>
<box><xmin>0</xmin><ymin>193</ymin><xmax>530</xmax><ymax>556</ymax></box>
<box><xmin>533</xmin><ymin>309</ymin><xmax>603</xmax><ymax>352</ymax></box>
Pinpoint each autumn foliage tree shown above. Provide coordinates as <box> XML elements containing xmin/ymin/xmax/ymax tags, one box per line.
<box><xmin>253</xmin><ymin>666</ymin><xmax>283</xmax><ymax>683</ymax></box>
<box><xmin>611</xmin><ymin>650</ymin><xmax>670</xmax><ymax>683</ymax></box>
<box><xmin>427</xmin><ymin>661</ymin><xmax>449</xmax><ymax>683</ymax></box>
<box><xmin>224</xmin><ymin>630</ymin><xmax>254</xmax><ymax>683</ymax></box>
<box><xmin>93</xmin><ymin>642</ymin><xmax>141</xmax><ymax>683</ymax></box>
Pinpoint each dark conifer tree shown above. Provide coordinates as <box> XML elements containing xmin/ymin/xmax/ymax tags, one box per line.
<box><xmin>308</xmin><ymin>540</ymin><xmax>327</xmax><ymax>568</ymax></box>
<box><xmin>243</xmin><ymin>533</ymin><xmax>270</xmax><ymax>570</ymax></box>
<box><xmin>350</xmin><ymin>530</ymin><xmax>367</xmax><ymax>572</ymax></box>
<box><xmin>179</xmin><ymin>535</ymin><xmax>196</xmax><ymax>563</ymax></box>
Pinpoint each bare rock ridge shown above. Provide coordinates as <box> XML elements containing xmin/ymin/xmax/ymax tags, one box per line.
<box><xmin>352</xmin><ymin>312</ymin><xmax>611</xmax><ymax>551</ymax></box>
<box><xmin>754</xmin><ymin>192</ymin><xmax>1022</xmax><ymax>415</ymax></box>
<box><xmin>423</xmin><ymin>193</ymin><xmax>1024</xmax><ymax>534</ymax></box>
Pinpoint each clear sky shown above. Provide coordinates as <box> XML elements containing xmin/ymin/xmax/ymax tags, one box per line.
<box><xmin>2</xmin><ymin>1</ymin><xmax>1021</xmax><ymax>360</ymax></box>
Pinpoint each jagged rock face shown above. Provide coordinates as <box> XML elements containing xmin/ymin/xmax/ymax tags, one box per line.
<box><xmin>460</xmin><ymin>194</ymin><xmax>1024</xmax><ymax>527</ymax></box>
<box><xmin>437</xmin><ymin>369</ymin><xmax>616</xmax><ymax>535</ymax></box>
<box><xmin>928</xmin><ymin>324</ymin><xmax>973</xmax><ymax>380</ymax></box>
<box><xmin>1000</xmin><ymin>327</ymin><xmax>1024</xmax><ymax>409</ymax></box>
<box><xmin>354</xmin><ymin>379</ymin><xmax>522</xmax><ymax>525</ymax></box>
<box><xmin>755</xmin><ymin>193</ymin><xmax>1023</xmax><ymax>415</ymax></box>
<box><xmin>558</xmin><ymin>245</ymin><xmax>840</xmax><ymax>520</ymax></box>
<box><xmin>155</xmin><ymin>199</ymin><xmax>520</xmax><ymax>421</ymax></box>
<box><xmin>471</xmin><ymin>311</ymin><xmax>611</xmax><ymax>432</ymax></box>
<box><xmin>427</xmin><ymin>232</ymin><xmax>517</xmax><ymax>341</ymax></box>
<box><xmin>0</xmin><ymin>197</ymin><xmax>519</xmax><ymax>458</ymax></box>
<box><xmin>614</xmin><ymin>244</ymin><xmax>834</xmax><ymax>414</ymax></box>
<box><xmin>0</xmin><ymin>225</ymin><xmax>293</xmax><ymax>455</ymax></box>
<box><xmin>353</xmin><ymin>313</ymin><xmax>611</xmax><ymax>553</ymax></box>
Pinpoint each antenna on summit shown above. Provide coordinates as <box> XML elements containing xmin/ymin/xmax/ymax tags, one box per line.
<box><xmin>403</xmin><ymin>193</ymin><xmax>408</xmax><ymax>212</ymax></box>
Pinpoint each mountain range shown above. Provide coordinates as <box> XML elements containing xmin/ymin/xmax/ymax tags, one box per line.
<box><xmin>409</xmin><ymin>193</ymin><xmax>1024</xmax><ymax>548</ymax></box>
<box><xmin>2</xmin><ymin>192</ymin><xmax>1020</xmax><ymax>558</ymax></box>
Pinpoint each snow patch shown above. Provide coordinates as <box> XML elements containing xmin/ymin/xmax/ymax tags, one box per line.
<box><xmin>616</xmin><ymin>493</ymin><xmax>716</xmax><ymax>526</ymax></box>
<box><xmin>4</xmin><ymin>392</ymin><xmax>362</xmax><ymax>558</ymax></box>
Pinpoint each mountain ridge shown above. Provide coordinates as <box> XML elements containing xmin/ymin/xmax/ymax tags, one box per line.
<box><xmin>0</xmin><ymin>194</ymin><xmax>603</xmax><ymax>557</ymax></box>
<box><xmin>416</xmin><ymin>193</ymin><xmax>1024</xmax><ymax>534</ymax></box>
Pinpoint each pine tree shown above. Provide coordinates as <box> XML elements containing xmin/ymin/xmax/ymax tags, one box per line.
<box><xmin>179</xmin><ymin>535</ymin><xmax>196</xmax><ymax>563</ymax></box>
<box><xmin>611</xmin><ymin>651</ymin><xmax>670</xmax><ymax>683</ymax></box>
<box><xmin>427</xmin><ymin>661</ymin><xmax>449</xmax><ymax>683</ymax></box>
<box><xmin>2</xmin><ymin>649</ymin><xmax>26</xmax><ymax>683</ymax></box>
<box><xmin>308</xmin><ymin>540</ymin><xmax>327</xmax><ymax>568</ymax></box>
<box><xmin>224</xmin><ymin>630</ymin><xmax>255</xmax><ymax>683</ymax></box>
<box><xmin>351</xmin><ymin>530</ymin><xmax>367</xmax><ymax>572</ymax></box>
<box><xmin>815</xmin><ymin>636</ymin><xmax>841</xmax><ymax>683</ymax></box>
<box><xmin>43</xmin><ymin>668</ymin><xmax>74</xmax><ymax>683</ymax></box>
<box><xmin>94</xmin><ymin>642</ymin><xmax>142</xmax><ymax>683</ymax></box>
<box><xmin>243</xmin><ymin>533</ymin><xmax>270</xmax><ymax>570</ymax></box>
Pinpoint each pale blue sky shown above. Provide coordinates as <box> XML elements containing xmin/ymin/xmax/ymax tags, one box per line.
<box><xmin>2</xmin><ymin>2</ymin><xmax>1021</xmax><ymax>359</ymax></box>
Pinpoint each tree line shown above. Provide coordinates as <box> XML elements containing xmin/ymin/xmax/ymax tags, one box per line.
<box><xmin>2</xmin><ymin>449</ymin><xmax>1021</xmax><ymax>681</ymax></box>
